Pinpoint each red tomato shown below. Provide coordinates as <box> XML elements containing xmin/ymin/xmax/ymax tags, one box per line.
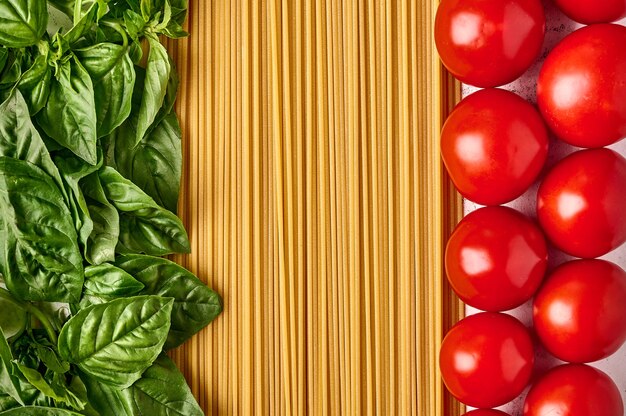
<box><xmin>464</xmin><ymin>411</ymin><xmax>510</xmax><ymax>416</ymax></box>
<box><xmin>440</xmin><ymin>312</ymin><xmax>534</xmax><ymax>408</ymax></box>
<box><xmin>524</xmin><ymin>364</ymin><xmax>623</xmax><ymax>416</ymax></box>
<box><xmin>434</xmin><ymin>0</ymin><xmax>545</xmax><ymax>87</ymax></box>
<box><xmin>441</xmin><ymin>89</ymin><xmax>548</xmax><ymax>205</ymax></box>
<box><xmin>533</xmin><ymin>259</ymin><xmax>626</xmax><ymax>363</ymax></box>
<box><xmin>537</xmin><ymin>24</ymin><xmax>626</xmax><ymax>148</ymax></box>
<box><xmin>536</xmin><ymin>148</ymin><xmax>626</xmax><ymax>258</ymax></box>
<box><xmin>553</xmin><ymin>0</ymin><xmax>626</xmax><ymax>24</ymax></box>
<box><xmin>446</xmin><ymin>206</ymin><xmax>547</xmax><ymax>311</ymax></box>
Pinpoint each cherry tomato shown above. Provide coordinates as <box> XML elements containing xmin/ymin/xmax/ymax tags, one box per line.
<box><xmin>441</xmin><ymin>89</ymin><xmax>548</xmax><ymax>205</ymax></box>
<box><xmin>435</xmin><ymin>0</ymin><xmax>545</xmax><ymax>87</ymax></box>
<box><xmin>446</xmin><ymin>206</ymin><xmax>547</xmax><ymax>311</ymax></box>
<box><xmin>464</xmin><ymin>411</ymin><xmax>510</xmax><ymax>416</ymax></box>
<box><xmin>536</xmin><ymin>148</ymin><xmax>626</xmax><ymax>258</ymax></box>
<box><xmin>533</xmin><ymin>259</ymin><xmax>626</xmax><ymax>363</ymax></box>
<box><xmin>553</xmin><ymin>0</ymin><xmax>626</xmax><ymax>24</ymax></box>
<box><xmin>524</xmin><ymin>364</ymin><xmax>623</xmax><ymax>416</ymax></box>
<box><xmin>537</xmin><ymin>24</ymin><xmax>626</xmax><ymax>148</ymax></box>
<box><xmin>440</xmin><ymin>312</ymin><xmax>534</xmax><ymax>408</ymax></box>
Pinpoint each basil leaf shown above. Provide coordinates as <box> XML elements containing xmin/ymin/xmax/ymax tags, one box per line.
<box><xmin>0</xmin><ymin>51</ymin><xmax>23</xmax><ymax>86</ymax></box>
<box><xmin>36</xmin><ymin>56</ymin><xmax>98</xmax><ymax>165</ymax></box>
<box><xmin>116</xmin><ymin>255</ymin><xmax>223</xmax><ymax>349</ymax></box>
<box><xmin>123</xmin><ymin>10</ymin><xmax>145</xmax><ymax>40</ymax></box>
<box><xmin>83</xmin><ymin>263</ymin><xmax>144</xmax><ymax>297</ymax></box>
<box><xmin>99</xmin><ymin>166</ymin><xmax>190</xmax><ymax>256</ymax></box>
<box><xmin>54</xmin><ymin>152</ymin><xmax>100</xmax><ymax>257</ymax></box>
<box><xmin>0</xmin><ymin>330</ymin><xmax>23</xmax><ymax>406</ymax></box>
<box><xmin>0</xmin><ymin>298</ymin><xmax>26</xmax><ymax>340</ymax></box>
<box><xmin>14</xmin><ymin>364</ymin><xmax>84</xmax><ymax>409</ymax></box>
<box><xmin>0</xmin><ymin>395</ymin><xmax>18</xmax><ymax>411</ymax></box>
<box><xmin>0</xmin><ymin>48</ymin><xmax>7</xmax><ymax>73</ymax></box>
<box><xmin>81</xmin><ymin>172</ymin><xmax>120</xmax><ymax>265</ymax></box>
<box><xmin>17</xmin><ymin>48</ymin><xmax>52</xmax><ymax>116</ymax></box>
<box><xmin>81</xmin><ymin>374</ymin><xmax>133</xmax><ymax>416</ymax></box>
<box><xmin>32</xmin><ymin>344</ymin><xmax>69</xmax><ymax>374</ymax></box>
<box><xmin>0</xmin><ymin>157</ymin><xmax>83</xmax><ymax>303</ymax></box>
<box><xmin>58</xmin><ymin>295</ymin><xmax>174</xmax><ymax>388</ymax></box>
<box><xmin>0</xmin><ymin>0</ymin><xmax>47</xmax><ymax>48</ymax></box>
<box><xmin>66</xmin><ymin>376</ymin><xmax>101</xmax><ymax>416</ymax></box>
<box><xmin>0</xmin><ymin>91</ymin><xmax>62</xmax><ymax>188</ymax></box>
<box><xmin>113</xmin><ymin>113</ymin><xmax>182</xmax><ymax>213</ymax></box>
<box><xmin>0</xmin><ymin>407</ymin><xmax>84</xmax><ymax>415</ymax></box>
<box><xmin>62</xmin><ymin>3</ymin><xmax>98</xmax><ymax>45</ymax></box>
<box><xmin>135</xmin><ymin>35</ymin><xmax>171</xmax><ymax>145</ymax></box>
<box><xmin>126</xmin><ymin>355</ymin><xmax>203</xmax><ymax>416</ymax></box>
<box><xmin>77</xmin><ymin>43</ymin><xmax>136</xmax><ymax>138</ymax></box>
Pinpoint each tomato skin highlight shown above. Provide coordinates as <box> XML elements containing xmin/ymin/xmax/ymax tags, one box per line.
<box><xmin>536</xmin><ymin>148</ymin><xmax>626</xmax><ymax>258</ymax></box>
<box><xmin>441</xmin><ymin>89</ymin><xmax>549</xmax><ymax>205</ymax></box>
<box><xmin>463</xmin><ymin>411</ymin><xmax>509</xmax><ymax>416</ymax></box>
<box><xmin>537</xmin><ymin>24</ymin><xmax>626</xmax><ymax>148</ymax></box>
<box><xmin>440</xmin><ymin>312</ymin><xmax>534</xmax><ymax>408</ymax></box>
<box><xmin>434</xmin><ymin>0</ymin><xmax>545</xmax><ymax>88</ymax></box>
<box><xmin>446</xmin><ymin>206</ymin><xmax>547</xmax><ymax>312</ymax></box>
<box><xmin>533</xmin><ymin>259</ymin><xmax>626</xmax><ymax>363</ymax></box>
<box><xmin>523</xmin><ymin>364</ymin><xmax>623</xmax><ymax>416</ymax></box>
<box><xmin>553</xmin><ymin>0</ymin><xmax>626</xmax><ymax>24</ymax></box>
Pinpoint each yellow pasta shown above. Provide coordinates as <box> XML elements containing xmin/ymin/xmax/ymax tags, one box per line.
<box><xmin>165</xmin><ymin>0</ymin><xmax>463</xmax><ymax>414</ymax></box>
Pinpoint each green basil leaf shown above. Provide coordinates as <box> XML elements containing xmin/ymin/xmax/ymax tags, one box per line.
<box><xmin>84</xmin><ymin>263</ymin><xmax>144</xmax><ymax>296</ymax></box>
<box><xmin>14</xmin><ymin>364</ymin><xmax>83</xmax><ymax>409</ymax></box>
<box><xmin>0</xmin><ymin>157</ymin><xmax>83</xmax><ymax>303</ymax></box>
<box><xmin>0</xmin><ymin>90</ymin><xmax>63</xmax><ymax>189</ymax></box>
<box><xmin>36</xmin><ymin>56</ymin><xmax>98</xmax><ymax>165</ymax></box>
<box><xmin>80</xmin><ymin>373</ymin><xmax>132</xmax><ymax>416</ymax></box>
<box><xmin>66</xmin><ymin>376</ymin><xmax>100</xmax><ymax>416</ymax></box>
<box><xmin>0</xmin><ymin>406</ymin><xmax>84</xmax><ymax>415</ymax></box>
<box><xmin>0</xmin><ymin>394</ymin><xmax>18</xmax><ymax>411</ymax></box>
<box><xmin>0</xmin><ymin>48</ymin><xmax>8</xmax><ymax>76</ymax></box>
<box><xmin>48</xmin><ymin>0</ymin><xmax>74</xmax><ymax>17</ymax></box>
<box><xmin>116</xmin><ymin>255</ymin><xmax>223</xmax><ymax>349</ymax></box>
<box><xmin>0</xmin><ymin>51</ymin><xmax>23</xmax><ymax>86</ymax></box>
<box><xmin>135</xmin><ymin>35</ymin><xmax>171</xmax><ymax>145</ymax></box>
<box><xmin>62</xmin><ymin>3</ymin><xmax>98</xmax><ymax>45</ymax></box>
<box><xmin>77</xmin><ymin>43</ymin><xmax>136</xmax><ymax>138</ymax></box>
<box><xmin>126</xmin><ymin>355</ymin><xmax>203</xmax><ymax>416</ymax></box>
<box><xmin>99</xmin><ymin>166</ymin><xmax>190</xmax><ymax>256</ymax></box>
<box><xmin>0</xmin><ymin>0</ymin><xmax>47</xmax><ymax>48</ymax></box>
<box><xmin>123</xmin><ymin>10</ymin><xmax>145</xmax><ymax>40</ymax></box>
<box><xmin>113</xmin><ymin>113</ymin><xmax>182</xmax><ymax>213</ymax></box>
<box><xmin>16</xmin><ymin>47</ymin><xmax>52</xmax><ymax>116</ymax></box>
<box><xmin>0</xmin><ymin>330</ymin><xmax>23</xmax><ymax>406</ymax></box>
<box><xmin>81</xmin><ymin>172</ymin><xmax>120</xmax><ymax>265</ymax></box>
<box><xmin>58</xmin><ymin>295</ymin><xmax>173</xmax><ymax>388</ymax></box>
<box><xmin>54</xmin><ymin>152</ymin><xmax>101</xmax><ymax>257</ymax></box>
<box><xmin>0</xmin><ymin>297</ymin><xmax>26</xmax><ymax>341</ymax></box>
<box><xmin>33</xmin><ymin>344</ymin><xmax>69</xmax><ymax>374</ymax></box>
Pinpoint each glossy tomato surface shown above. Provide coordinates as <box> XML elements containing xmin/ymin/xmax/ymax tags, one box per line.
<box><xmin>524</xmin><ymin>364</ymin><xmax>623</xmax><ymax>416</ymax></box>
<box><xmin>533</xmin><ymin>259</ymin><xmax>626</xmax><ymax>363</ymax></box>
<box><xmin>435</xmin><ymin>0</ymin><xmax>545</xmax><ymax>87</ymax></box>
<box><xmin>553</xmin><ymin>0</ymin><xmax>626</xmax><ymax>24</ymax></box>
<box><xmin>537</xmin><ymin>24</ymin><xmax>626</xmax><ymax>147</ymax></box>
<box><xmin>446</xmin><ymin>206</ymin><xmax>547</xmax><ymax>311</ymax></box>
<box><xmin>536</xmin><ymin>148</ymin><xmax>626</xmax><ymax>258</ymax></box>
<box><xmin>440</xmin><ymin>312</ymin><xmax>534</xmax><ymax>408</ymax></box>
<box><xmin>463</xmin><ymin>410</ymin><xmax>509</xmax><ymax>416</ymax></box>
<box><xmin>441</xmin><ymin>89</ymin><xmax>548</xmax><ymax>205</ymax></box>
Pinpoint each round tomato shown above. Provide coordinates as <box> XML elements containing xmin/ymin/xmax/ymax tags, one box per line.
<box><xmin>553</xmin><ymin>0</ymin><xmax>626</xmax><ymax>24</ymax></box>
<box><xmin>537</xmin><ymin>24</ymin><xmax>626</xmax><ymax>148</ymax></box>
<box><xmin>440</xmin><ymin>312</ymin><xmax>534</xmax><ymax>408</ymax></box>
<box><xmin>446</xmin><ymin>206</ymin><xmax>547</xmax><ymax>311</ymax></box>
<box><xmin>533</xmin><ymin>259</ymin><xmax>626</xmax><ymax>363</ymax></box>
<box><xmin>536</xmin><ymin>148</ymin><xmax>626</xmax><ymax>258</ymax></box>
<box><xmin>464</xmin><ymin>410</ymin><xmax>509</xmax><ymax>416</ymax></box>
<box><xmin>435</xmin><ymin>0</ymin><xmax>545</xmax><ymax>87</ymax></box>
<box><xmin>524</xmin><ymin>364</ymin><xmax>623</xmax><ymax>416</ymax></box>
<box><xmin>441</xmin><ymin>89</ymin><xmax>548</xmax><ymax>205</ymax></box>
